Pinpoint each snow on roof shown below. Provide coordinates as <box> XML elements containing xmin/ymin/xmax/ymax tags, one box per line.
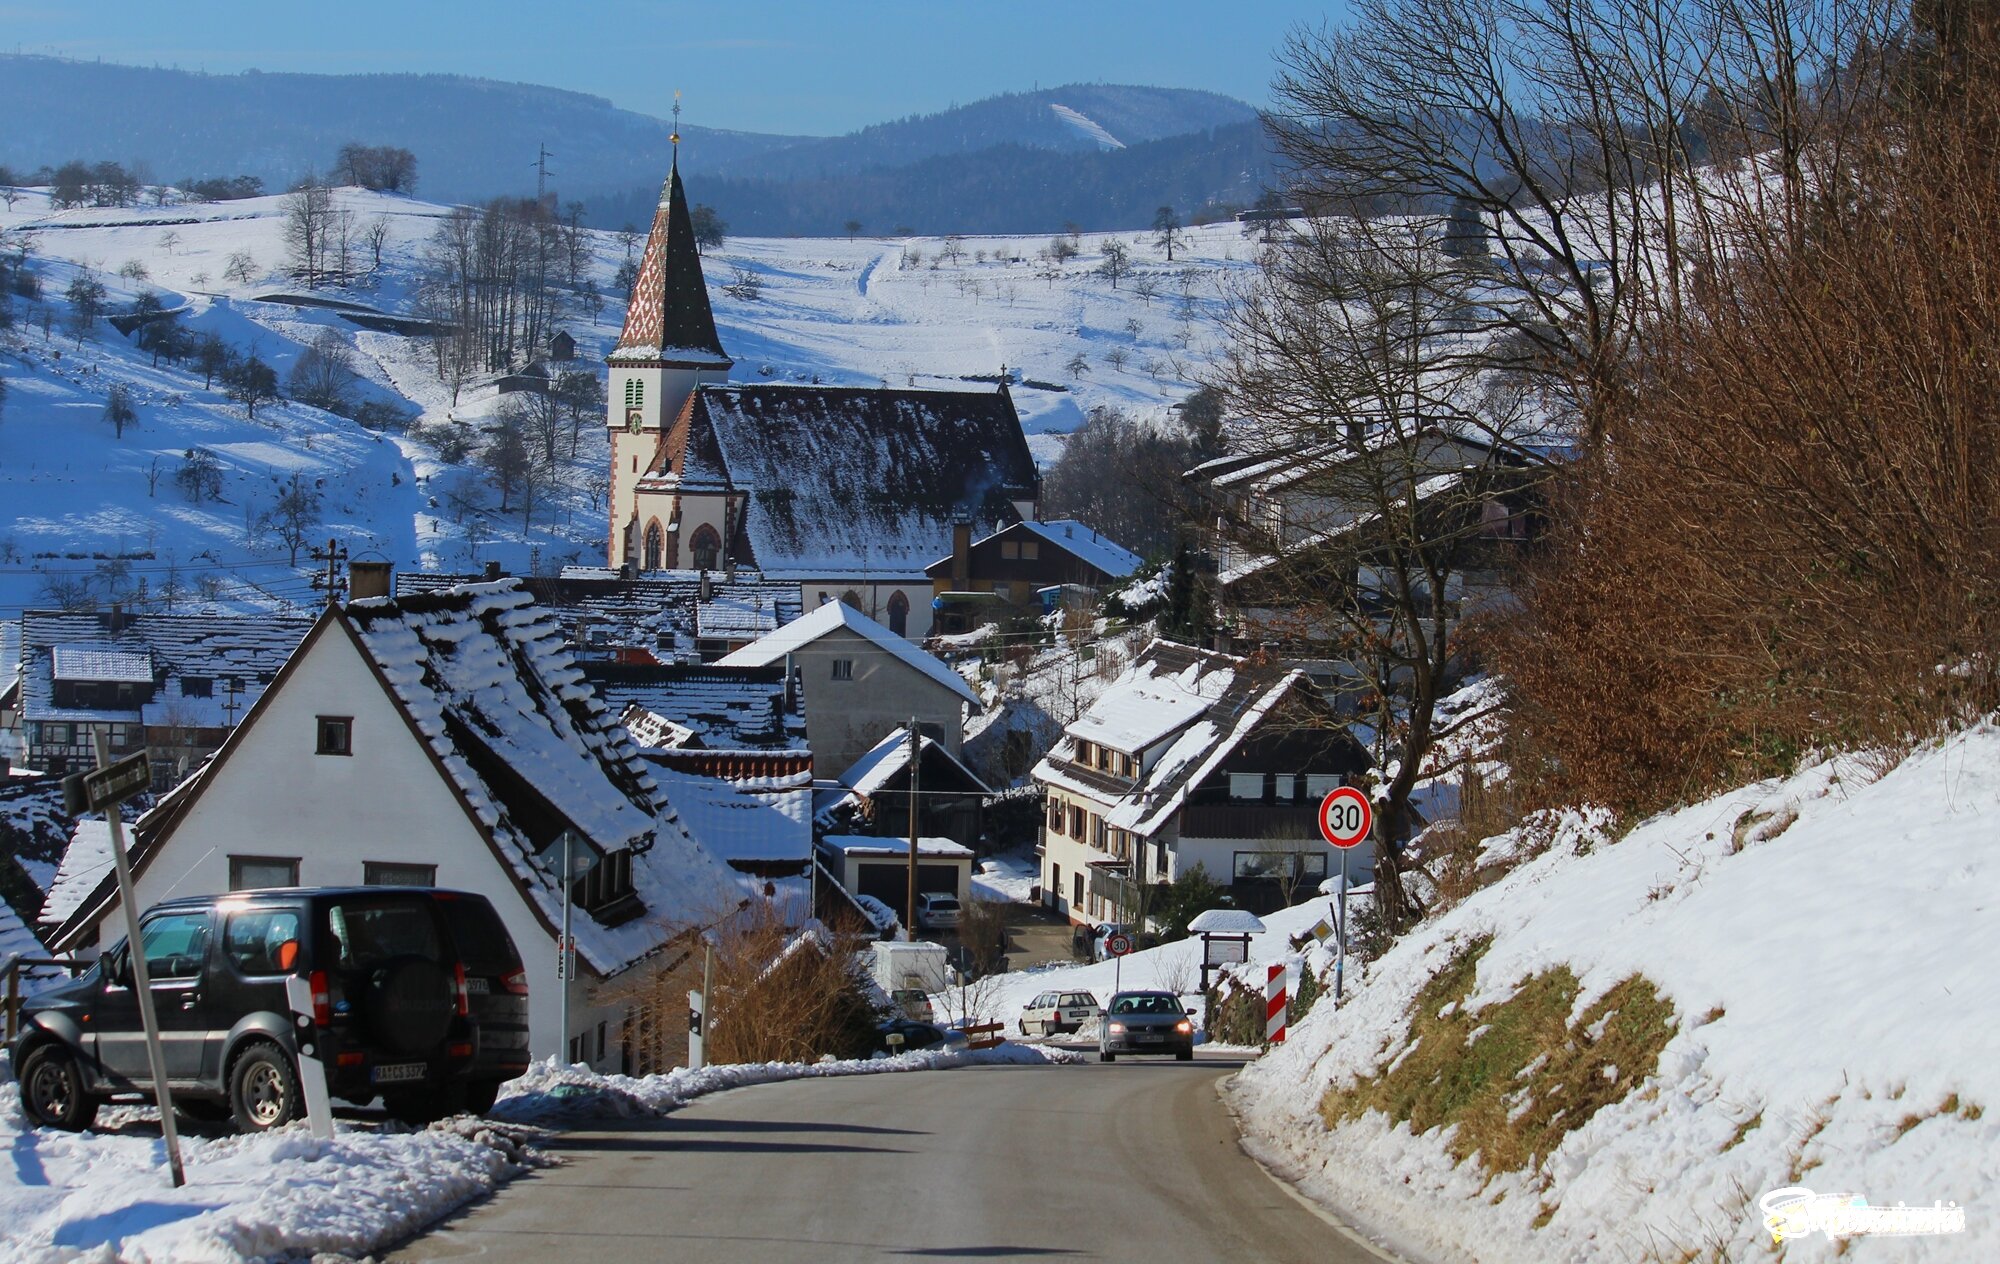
<box><xmin>587</xmin><ymin>661</ymin><xmax>805</xmax><ymax>751</ymax></box>
<box><xmin>817</xmin><ymin>727</ymin><xmax>993</xmax><ymax>828</ymax></box>
<box><xmin>1217</xmin><ymin>471</ymin><xmax>1470</xmax><ymax>588</ymax></box>
<box><xmin>1020</xmin><ymin>520</ymin><xmax>1143</xmax><ymax>579</ymax></box>
<box><xmin>397</xmin><ymin>570</ymin><xmax>800</xmax><ymax>663</ymax></box>
<box><xmin>1</xmin><ymin>621</ymin><xmax>20</xmax><ymax>699</ymax></box>
<box><xmin>342</xmin><ymin>581</ymin><xmax>742</xmax><ymax>974</ymax></box>
<box><xmin>0</xmin><ymin>892</ymin><xmax>48</xmax><ymax>969</ymax></box>
<box><xmin>1188</xmin><ymin>908</ymin><xmax>1268</xmax><ymax>934</ymax></box>
<box><xmin>18</xmin><ymin>611</ymin><xmax>313</xmax><ymax>725</ymax></box>
<box><xmin>1033</xmin><ymin>640</ymin><xmax>1367</xmax><ymax>840</ymax></box>
<box><xmin>41</xmin><ymin>819</ymin><xmax>113</xmax><ymax>928</ymax></box>
<box><xmin>678</xmin><ymin>383</ymin><xmax>1037</xmax><ymax>577</ymax></box>
<box><xmin>819</xmin><ymin>834</ymin><xmax>975</xmax><ymax>859</ymax></box>
<box><xmin>717</xmin><ymin>600</ymin><xmax>982</xmax><ymax>708</ymax></box>
<box><xmin>648</xmin><ymin>766</ymin><xmax>811</xmax><ymax>869</ymax></box>
<box><xmin>696</xmin><ymin>595</ymin><xmax>786</xmax><ymax>640</ymax></box>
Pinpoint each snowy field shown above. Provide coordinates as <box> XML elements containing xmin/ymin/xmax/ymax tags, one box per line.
<box><xmin>1228</xmin><ymin>724</ymin><xmax>2000</xmax><ymax>1263</ymax></box>
<box><xmin>0</xmin><ymin>1044</ymin><xmax>1076</xmax><ymax>1262</ymax></box>
<box><xmin>0</xmin><ymin>185</ymin><xmax>1248</xmax><ymax>619</ymax></box>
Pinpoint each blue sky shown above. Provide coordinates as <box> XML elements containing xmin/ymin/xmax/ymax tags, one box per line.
<box><xmin>2</xmin><ymin>1</ymin><xmax>1349</xmax><ymax>136</ymax></box>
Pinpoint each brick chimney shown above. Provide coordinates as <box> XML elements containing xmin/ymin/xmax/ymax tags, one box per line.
<box><xmin>483</xmin><ymin>560</ymin><xmax>503</xmax><ymax>582</ymax></box>
<box><xmin>951</xmin><ymin>521</ymin><xmax>972</xmax><ymax>590</ymax></box>
<box><xmin>348</xmin><ymin>561</ymin><xmax>393</xmax><ymax>600</ymax></box>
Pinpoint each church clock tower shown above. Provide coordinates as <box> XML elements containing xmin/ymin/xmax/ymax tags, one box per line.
<box><xmin>605</xmin><ymin>145</ymin><xmax>732</xmax><ymax>570</ymax></box>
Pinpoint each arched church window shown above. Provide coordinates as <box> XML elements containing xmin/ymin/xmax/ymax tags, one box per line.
<box><xmin>840</xmin><ymin>590</ymin><xmax>863</xmax><ymax>610</ymax></box>
<box><xmin>643</xmin><ymin>521</ymin><xmax>664</xmax><ymax>571</ymax></box>
<box><xmin>690</xmin><ymin>524</ymin><xmax>721</xmax><ymax>571</ymax></box>
<box><xmin>886</xmin><ymin>590</ymin><xmax>910</xmax><ymax>636</ymax></box>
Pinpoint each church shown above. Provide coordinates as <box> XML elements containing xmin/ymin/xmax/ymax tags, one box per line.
<box><xmin>605</xmin><ymin>158</ymin><xmax>1040</xmax><ymax>641</ymax></box>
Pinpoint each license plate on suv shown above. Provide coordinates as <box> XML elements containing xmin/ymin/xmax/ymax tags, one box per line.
<box><xmin>371</xmin><ymin>1062</ymin><xmax>427</xmax><ymax>1084</ymax></box>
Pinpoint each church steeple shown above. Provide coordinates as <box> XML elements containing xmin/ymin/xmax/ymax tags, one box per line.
<box><xmin>612</xmin><ymin>153</ymin><xmax>730</xmax><ymax>365</ymax></box>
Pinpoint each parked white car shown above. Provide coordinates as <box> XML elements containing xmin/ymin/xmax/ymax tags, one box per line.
<box><xmin>916</xmin><ymin>892</ymin><xmax>962</xmax><ymax>930</ymax></box>
<box><xmin>1018</xmin><ymin>989</ymin><xmax>1101</xmax><ymax>1037</ymax></box>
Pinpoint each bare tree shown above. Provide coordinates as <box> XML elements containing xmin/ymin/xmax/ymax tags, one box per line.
<box><xmin>264</xmin><ymin>472</ymin><xmax>321</xmax><ymax>566</ymax></box>
<box><xmin>288</xmin><ymin>328</ymin><xmax>359</xmax><ymax>414</ymax></box>
<box><xmin>1152</xmin><ymin>205</ymin><xmax>1183</xmax><ymax>261</ymax></box>
<box><xmin>101</xmin><ymin>383</ymin><xmax>137</xmax><ymax>438</ymax></box>
<box><xmin>284</xmin><ymin>174</ymin><xmax>335</xmax><ymax>288</ymax></box>
<box><xmin>1096</xmin><ymin>241</ymin><xmax>1132</xmax><ymax>289</ymax></box>
<box><xmin>223</xmin><ymin>251</ymin><xmax>258</xmax><ymax>285</ymax></box>
<box><xmin>1211</xmin><ymin>217</ymin><xmax>1538</xmax><ymax>934</ymax></box>
<box><xmin>553</xmin><ymin>369</ymin><xmax>605</xmax><ymax>455</ymax></box>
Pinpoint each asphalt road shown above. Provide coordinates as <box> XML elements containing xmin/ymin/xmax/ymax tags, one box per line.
<box><xmin>391</xmin><ymin>1054</ymin><xmax>1396</xmax><ymax>1264</ymax></box>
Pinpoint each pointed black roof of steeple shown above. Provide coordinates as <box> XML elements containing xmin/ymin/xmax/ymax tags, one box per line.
<box><xmin>612</xmin><ymin>158</ymin><xmax>730</xmax><ymax>366</ymax></box>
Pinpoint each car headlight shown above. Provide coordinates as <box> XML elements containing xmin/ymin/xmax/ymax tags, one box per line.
<box><xmin>1175</xmin><ymin>1020</ymin><xmax>1192</xmax><ymax>1034</ymax></box>
<box><xmin>1107</xmin><ymin>1022</ymin><xmax>1126</xmax><ymax>1034</ymax></box>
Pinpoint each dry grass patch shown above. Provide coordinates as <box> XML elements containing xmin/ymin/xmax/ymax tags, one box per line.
<box><xmin>1322</xmin><ymin>936</ymin><xmax>1678</xmax><ymax>1179</ymax></box>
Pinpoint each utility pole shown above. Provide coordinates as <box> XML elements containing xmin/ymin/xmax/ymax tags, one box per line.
<box><xmin>309</xmin><ymin>538</ymin><xmax>348</xmax><ymax>608</ymax></box>
<box><xmin>533</xmin><ymin>143</ymin><xmax>555</xmax><ymax>206</ymax></box>
<box><xmin>905</xmin><ymin>717</ymin><xmax>920</xmax><ymax>940</ymax></box>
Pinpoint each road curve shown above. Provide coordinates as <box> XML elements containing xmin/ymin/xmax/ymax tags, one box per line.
<box><xmin>391</xmin><ymin>1056</ymin><xmax>1393</xmax><ymax>1263</ymax></box>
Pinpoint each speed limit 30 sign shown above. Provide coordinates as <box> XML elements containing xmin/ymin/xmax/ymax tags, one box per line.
<box><xmin>1318</xmin><ymin>786</ymin><xmax>1372</xmax><ymax>849</ymax></box>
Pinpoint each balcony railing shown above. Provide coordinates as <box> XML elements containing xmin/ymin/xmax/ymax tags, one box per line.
<box><xmin>1179</xmin><ymin>802</ymin><xmax>1323</xmax><ymax>841</ymax></box>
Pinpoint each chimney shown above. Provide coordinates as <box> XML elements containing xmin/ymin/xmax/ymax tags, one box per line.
<box><xmin>620</xmin><ymin>560</ymin><xmax>636</xmax><ymax>581</ymax></box>
<box><xmin>108</xmin><ymin>602</ymin><xmax>128</xmax><ymax>634</ymax></box>
<box><xmin>348</xmin><ymin>561</ymin><xmax>393</xmax><ymax>601</ymax></box>
<box><xmin>698</xmin><ymin>569</ymin><xmax>712</xmax><ymax>602</ymax></box>
<box><xmin>483</xmin><ymin>560</ymin><xmax>503</xmax><ymax>582</ymax></box>
<box><xmin>951</xmin><ymin>521</ymin><xmax>972</xmax><ymax>590</ymax></box>
<box><xmin>783</xmin><ymin>651</ymin><xmax>797</xmax><ymax>714</ymax></box>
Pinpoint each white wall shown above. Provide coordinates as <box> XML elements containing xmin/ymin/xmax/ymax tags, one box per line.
<box><xmin>797</xmin><ymin>582</ymin><xmax>937</xmax><ymax>640</ymax></box>
<box><xmin>96</xmin><ymin>623</ymin><xmax>626</xmax><ymax>1068</ymax></box>
<box><xmin>798</xmin><ymin>625</ymin><xmax>966</xmax><ymax>775</ymax></box>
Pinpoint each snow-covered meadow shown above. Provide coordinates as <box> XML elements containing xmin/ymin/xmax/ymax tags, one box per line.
<box><xmin>0</xmin><ymin>184</ymin><xmax>1248</xmax><ymax>619</ymax></box>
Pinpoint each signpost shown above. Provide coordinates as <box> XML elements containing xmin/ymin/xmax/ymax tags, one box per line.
<box><xmin>65</xmin><ymin>743</ymin><xmax>186</xmax><ymax>1188</ymax></box>
<box><xmin>1317</xmin><ymin>787</ymin><xmax>1373</xmax><ymax>1007</ymax></box>
<box><xmin>1105</xmin><ymin>931</ymin><xmax>1132</xmax><ymax>993</ymax></box>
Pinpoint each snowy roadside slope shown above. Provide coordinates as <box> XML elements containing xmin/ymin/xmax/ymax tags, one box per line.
<box><xmin>1229</xmin><ymin>724</ymin><xmax>2000</xmax><ymax>1263</ymax></box>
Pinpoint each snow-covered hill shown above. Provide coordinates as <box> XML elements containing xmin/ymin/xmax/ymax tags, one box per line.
<box><xmin>1228</xmin><ymin>727</ymin><xmax>2000</xmax><ymax>1262</ymax></box>
<box><xmin>0</xmin><ymin>185</ymin><xmax>1249</xmax><ymax>618</ymax></box>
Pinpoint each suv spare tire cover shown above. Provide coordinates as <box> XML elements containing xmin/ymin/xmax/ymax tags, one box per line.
<box><xmin>365</xmin><ymin>956</ymin><xmax>454</xmax><ymax>1054</ymax></box>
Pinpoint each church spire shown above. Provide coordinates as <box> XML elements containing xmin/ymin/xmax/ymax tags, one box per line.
<box><xmin>612</xmin><ymin>99</ymin><xmax>729</xmax><ymax>366</ymax></box>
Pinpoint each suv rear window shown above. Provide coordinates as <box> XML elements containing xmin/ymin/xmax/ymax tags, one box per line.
<box><xmin>324</xmin><ymin>895</ymin><xmax>443</xmax><ymax>969</ymax></box>
<box><xmin>438</xmin><ymin>896</ymin><xmax>522</xmax><ymax>973</ymax></box>
<box><xmin>224</xmin><ymin>907</ymin><xmax>307</xmax><ymax>975</ymax></box>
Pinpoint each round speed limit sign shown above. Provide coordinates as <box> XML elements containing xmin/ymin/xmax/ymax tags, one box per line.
<box><xmin>1318</xmin><ymin>787</ymin><xmax>1372</xmax><ymax>850</ymax></box>
<box><xmin>1105</xmin><ymin>933</ymin><xmax>1133</xmax><ymax>957</ymax></box>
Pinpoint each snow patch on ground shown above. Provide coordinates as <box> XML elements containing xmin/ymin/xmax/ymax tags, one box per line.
<box><xmin>1227</xmin><ymin>723</ymin><xmax>2000</xmax><ymax>1263</ymax></box>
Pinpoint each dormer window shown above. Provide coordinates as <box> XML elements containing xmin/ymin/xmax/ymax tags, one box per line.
<box><xmin>182</xmin><ymin>676</ymin><xmax>214</xmax><ymax>698</ymax></box>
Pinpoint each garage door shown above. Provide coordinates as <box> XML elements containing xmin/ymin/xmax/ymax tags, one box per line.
<box><xmin>855</xmin><ymin>862</ymin><xmax>961</xmax><ymax>904</ymax></box>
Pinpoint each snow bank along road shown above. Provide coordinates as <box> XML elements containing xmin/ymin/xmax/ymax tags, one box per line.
<box><xmin>394</xmin><ymin>1055</ymin><xmax>1393</xmax><ymax>1263</ymax></box>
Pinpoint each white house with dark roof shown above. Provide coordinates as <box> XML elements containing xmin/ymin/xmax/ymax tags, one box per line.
<box><xmin>718</xmin><ymin>601</ymin><xmax>982</xmax><ymax>777</ymax></box>
<box><xmin>600</xmin><ymin>158</ymin><xmax>1039</xmax><ymax>640</ymax></box>
<box><xmin>1033</xmin><ymin>640</ymin><xmax>1371</xmax><ymax>925</ymax></box>
<box><xmin>42</xmin><ymin>581</ymin><xmax>745</xmax><ymax>1068</ymax></box>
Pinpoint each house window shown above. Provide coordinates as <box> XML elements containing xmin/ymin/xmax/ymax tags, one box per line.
<box><xmin>830</xmin><ymin>659</ymin><xmax>854</xmax><ymax>681</ymax></box>
<box><xmin>316</xmin><ymin>715</ymin><xmax>353</xmax><ymax>756</ymax></box>
<box><xmin>1047</xmin><ymin>799</ymin><xmax>1063</xmax><ymax>832</ymax></box>
<box><xmin>643</xmin><ymin>521</ymin><xmax>664</xmax><ymax>570</ymax></box>
<box><xmin>181</xmin><ymin>676</ymin><xmax>213</xmax><ymax>698</ymax></box>
<box><xmin>1020</xmin><ymin>540</ymin><xmax>1039</xmax><ymax>560</ymax></box>
<box><xmin>1001</xmin><ymin>540</ymin><xmax>1019</xmax><ymax>560</ymax></box>
<box><xmin>1091</xmin><ymin>816</ymin><xmax>1106</xmax><ymax>849</ymax></box>
<box><xmin>1305</xmin><ymin>773</ymin><xmax>1343</xmax><ymax>799</ymax></box>
<box><xmin>690</xmin><ymin>524</ymin><xmax>721</xmax><ymax>570</ymax></box>
<box><xmin>1069</xmin><ymin>805</ymin><xmax>1085</xmax><ymax>837</ymax></box>
<box><xmin>1075</xmin><ymin>740</ymin><xmax>1094</xmax><ymax>766</ymax></box>
<box><xmin>229</xmin><ymin>855</ymin><xmax>300</xmax><ymax>891</ymax></box>
<box><xmin>365</xmin><ymin>862</ymin><xmax>438</xmax><ymax>887</ymax></box>
<box><xmin>1073</xmin><ymin>872</ymin><xmax>1084</xmax><ymax>910</ymax></box>
<box><xmin>44</xmin><ymin>722</ymin><xmax>71</xmax><ymax>745</ymax></box>
<box><xmin>1228</xmin><ymin>772</ymin><xmax>1265</xmax><ymax>800</ymax></box>
<box><xmin>886</xmin><ymin>590</ymin><xmax>910</xmax><ymax>636</ymax></box>
<box><xmin>1096</xmin><ymin>746</ymin><xmax>1113</xmax><ymax>771</ymax></box>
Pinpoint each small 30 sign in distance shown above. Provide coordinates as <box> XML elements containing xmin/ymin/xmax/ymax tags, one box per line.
<box><xmin>1318</xmin><ymin>786</ymin><xmax>1372</xmax><ymax>850</ymax></box>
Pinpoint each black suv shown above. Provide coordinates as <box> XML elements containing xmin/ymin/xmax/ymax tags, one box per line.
<box><xmin>13</xmin><ymin>887</ymin><xmax>530</xmax><ymax>1133</ymax></box>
